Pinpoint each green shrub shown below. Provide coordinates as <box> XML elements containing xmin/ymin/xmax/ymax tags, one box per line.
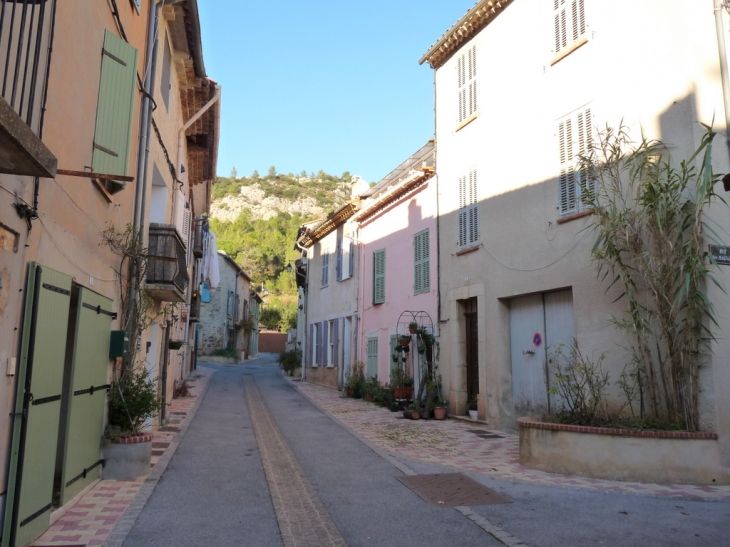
<box><xmin>106</xmin><ymin>367</ymin><xmax>162</xmax><ymax>438</ymax></box>
<box><xmin>278</xmin><ymin>349</ymin><xmax>302</xmax><ymax>376</ymax></box>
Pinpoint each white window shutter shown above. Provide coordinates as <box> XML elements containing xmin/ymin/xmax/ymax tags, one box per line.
<box><xmin>342</xmin><ymin>237</ymin><xmax>351</xmax><ymax>279</ymax></box>
<box><xmin>555</xmin><ymin>0</ymin><xmax>586</xmax><ymax>54</ymax></box>
<box><xmin>558</xmin><ymin>108</ymin><xmax>592</xmax><ymax>216</ymax></box>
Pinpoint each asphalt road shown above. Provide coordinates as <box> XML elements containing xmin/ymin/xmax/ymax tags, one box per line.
<box><xmin>121</xmin><ymin>355</ymin><xmax>730</xmax><ymax>547</ymax></box>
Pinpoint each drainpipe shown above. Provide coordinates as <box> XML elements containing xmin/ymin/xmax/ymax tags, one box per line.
<box><xmin>714</xmin><ymin>0</ymin><xmax>730</xmax><ymax>158</ymax></box>
<box><xmin>172</xmin><ymin>84</ymin><xmax>221</xmax><ymax>223</ymax></box>
<box><xmin>133</xmin><ymin>0</ymin><xmax>164</xmax><ymax>233</ymax></box>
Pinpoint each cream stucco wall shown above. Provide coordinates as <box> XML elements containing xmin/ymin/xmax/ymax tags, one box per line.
<box><xmin>433</xmin><ymin>0</ymin><xmax>730</xmax><ymax>463</ymax></box>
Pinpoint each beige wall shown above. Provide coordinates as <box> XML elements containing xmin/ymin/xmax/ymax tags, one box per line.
<box><xmin>0</xmin><ymin>2</ymin><xmax>148</xmax><ymax>494</ymax></box>
<box><xmin>434</xmin><ymin>0</ymin><xmax>730</xmax><ymax>457</ymax></box>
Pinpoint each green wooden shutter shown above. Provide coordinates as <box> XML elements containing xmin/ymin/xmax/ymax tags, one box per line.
<box><xmin>373</xmin><ymin>249</ymin><xmax>385</xmax><ymax>305</ymax></box>
<box><xmin>366</xmin><ymin>337</ymin><xmax>378</xmax><ymax>378</ymax></box>
<box><xmin>92</xmin><ymin>30</ymin><xmax>138</xmax><ymax>178</ymax></box>
<box><xmin>414</xmin><ymin>229</ymin><xmax>430</xmax><ymax>294</ymax></box>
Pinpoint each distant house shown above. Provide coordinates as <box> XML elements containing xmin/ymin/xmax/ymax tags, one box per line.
<box><xmin>296</xmin><ymin>202</ymin><xmax>361</xmax><ymax>389</ymax></box>
<box><xmin>198</xmin><ymin>251</ymin><xmax>254</xmax><ymax>361</ymax></box>
<box><xmin>420</xmin><ymin>0</ymin><xmax>730</xmax><ymax>440</ymax></box>
<box><xmin>352</xmin><ymin>141</ymin><xmax>437</xmax><ymax>391</ymax></box>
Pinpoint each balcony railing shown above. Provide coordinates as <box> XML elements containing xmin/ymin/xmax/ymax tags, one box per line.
<box><xmin>193</xmin><ymin>221</ymin><xmax>203</xmax><ymax>259</ymax></box>
<box><xmin>189</xmin><ymin>293</ymin><xmax>200</xmax><ymax>322</ymax></box>
<box><xmin>147</xmin><ymin>223</ymin><xmax>189</xmax><ymax>302</ymax></box>
<box><xmin>0</xmin><ymin>0</ymin><xmax>57</xmax><ymax>177</ymax></box>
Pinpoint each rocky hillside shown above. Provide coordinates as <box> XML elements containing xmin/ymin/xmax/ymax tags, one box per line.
<box><xmin>210</xmin><ymin>169</ymin><xmax>364</xmax><ymax>222</ymax></box>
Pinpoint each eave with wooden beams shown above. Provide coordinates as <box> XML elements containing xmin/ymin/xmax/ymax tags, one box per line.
<box><xmin>419</xmin><ymin>0</ymin><xmax>514</xmax><ymax>69</ymax></box>
<box><xmin>164</xmin><ymin>0</ymin><xmax>219</xmax><ymax>216</ymax></box>
<box><xmin>297</xmin><ymin>201</ymin><xmax>361</xmax><ymax>249</ymax></box>
<box><xmin>350</xmin><ymin>166</ymin><xmax>434</xmax><ymax>224</ymax></box>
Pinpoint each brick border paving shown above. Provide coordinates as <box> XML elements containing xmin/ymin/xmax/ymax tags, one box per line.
<box><xmin>32</xmin><ymin>367</ymin><xmax>215</xmax><ymax>547</ymax></box>
<box><xmin>293</xmin><ymin>379</ymin><xmax>730</xmax><ymax>502</ymax></box>
<box><xmin>244</xmin><ymin>375</ymin><xmax>347</xmax><ymax>547</ymax></box>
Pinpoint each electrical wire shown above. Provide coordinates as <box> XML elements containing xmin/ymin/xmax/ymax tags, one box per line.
<box><xmin>478</xmin><ymin>229</ymin><xmax>591</xmax><ymax>272</ymax></box>
<box><xmin>37</xmin><ymin>216</ymin><xmax>118</xmax><ymax>282</ymax></box>
<box><xmin>50</xmin><ymin>178</ymin><xmax>107</xmax><ymax>233</ymax></box>
<box><xmin>0</xmin><ymin>182</ymin><xmax>31</xmax><ymax>205</ymax></box>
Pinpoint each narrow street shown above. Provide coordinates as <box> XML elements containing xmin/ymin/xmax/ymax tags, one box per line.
<box><xmin>113</xmin><ymin>355</ymin><xmax>729</xmax><ymax>547</ymax></box>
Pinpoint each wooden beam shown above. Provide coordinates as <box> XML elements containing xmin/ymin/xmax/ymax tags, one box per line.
<box><xmin>56</xmin><ymin>169</ymin><xmax>134</xmax><ymax>182</ymax></box>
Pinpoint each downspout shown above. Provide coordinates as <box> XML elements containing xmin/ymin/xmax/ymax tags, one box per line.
<box><xmin>160</xmin><ymin>321</ymin><xmax>170</xmax><ymax>423</ymax></box>
<box><xmin>133</xmin><ymin>0</ymin><xmax>164</xmax><ymax>232</ymax></box>
<box><xmin>172</xmin><ymin>84</ymin><xmax>221</xmax><ymax>223</ymax></box>
<box><xmin>433</xmin><ymin>68</ymin><xmax>442</xmax><ymax>328</ymax></box>
<box><xmin>714</xmin><ymin>0</ymin><xmax>730</xmax><ymax>158</ymax></box>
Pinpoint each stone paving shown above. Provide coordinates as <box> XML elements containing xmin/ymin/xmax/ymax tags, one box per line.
<box><xmin>32</xmin><ymin>368</ymin><xmax>214</xmax><ymax>547</ymax></box>
<box><xmin>244</xmin><ymin>375</ymin><xmax>347</xmax><ymax>547</ymax></box>
<box><xmin>294</xmin><ymin>380</ymin><xmax>730</xmax><ymax>502</ymax></box>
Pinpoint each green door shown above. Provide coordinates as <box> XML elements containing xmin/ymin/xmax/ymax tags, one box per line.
<box><xmin>2</xmin><ymin>264</ymin><xmax>72</xmax><ymax>547</ymax></box>
<box><xmin>59</xmin><ymin>288</ymin><xmax>113</xmax><ymax>505</ymax></box>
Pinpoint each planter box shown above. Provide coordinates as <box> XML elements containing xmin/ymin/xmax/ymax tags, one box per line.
<box><xmin>518</xmin><ymin>418</ymin><xmax>730</xmax><ymax>485</ymax></box>
<box><xmin>102</xmin><ymin>434</ymin><xmax>153</xmax><ymax>480</ymax></box>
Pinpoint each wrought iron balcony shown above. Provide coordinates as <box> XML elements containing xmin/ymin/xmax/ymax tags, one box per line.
<box><xmin>193</xmin><ymin>221</ymin><xmax>203</xmax><ymax>258</ymax></box>
<box><xmin>0</xmin><ymin>0</ymin><xmax>57</xmax><ymax>177</ymax></box>
<box><xmin>147</xmin><ymin>223</ymin><xmax>189</xmax><ymax>302</ymax></box>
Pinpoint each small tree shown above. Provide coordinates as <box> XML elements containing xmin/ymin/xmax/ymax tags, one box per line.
<box><xmin>581</xmin><ymin>125</ymin><xmax>724</xmax><ymax>431</ymax></box>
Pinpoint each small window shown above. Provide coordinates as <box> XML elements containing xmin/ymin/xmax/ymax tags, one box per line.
<box><xmin>414</xmin><ymin>229</ymin><xmax>430</xmax><ymax>294</ymax></box>
<box><xmin>554</xmin><ymin>0</ymin><xmax>586</xmax><ymax>56</ymax></box>
<box><xmin>373</xmin><ymin>249</ymin><xmax>385</xmax><ymax>305</ymax></box>
<box><xmin>321</xmin><ymin>251</ymin><xmax>329</xmax><ymax>287</ymax></box>
<box><xmin>458</xmin><ymin>170</ymin><xmax>479</xmax><ymax>249</ymax></box>
<box><xmin>558</xmin><ymin>107</ymin><xmax>593</xmax><ymax>216</ymax></box>
<box><xmin>457</xmin><ymin>45</ymin><xmax>477</xmax><ymax>123</ymax></box>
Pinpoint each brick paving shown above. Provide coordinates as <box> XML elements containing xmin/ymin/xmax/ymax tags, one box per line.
<box><xmin>32</xmin><ymin>368</ymin><xmax>214</xmax><ymax>547</ymax></box>
<box><xmin>244</xmin><ymin>375</ymin><xmax>348</xmax><ymax>547</ymax></box>
<box><xmin>294</xmin><ymin>380</ymin><xmax>730</xmax><ymax>502</ymax></box>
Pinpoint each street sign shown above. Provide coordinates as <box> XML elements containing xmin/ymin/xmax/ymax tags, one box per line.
<box><xmin>709</xmin><ymin>245</ymin><xmax>730</xmax><ymax>266</ymax></box>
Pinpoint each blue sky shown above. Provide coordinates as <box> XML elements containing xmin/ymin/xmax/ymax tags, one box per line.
<box><xmin>198</xmin><ymin>1</ymin><xmax>477</xmax><ymax>183</ymax></box>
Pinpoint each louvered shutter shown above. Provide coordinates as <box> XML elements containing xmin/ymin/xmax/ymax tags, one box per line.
<box><xmin>558</xmin><ymin>108</ymin><xmax>591</xmax><ymax>216</ymax></box>
<box><xmin>366</xmin><ymin>337</ymin><xmax>378</xmax><ymax>378</ymax></box>
<box><xmin>323</xmin><ymin>321</ymin><xmax>329</xmax><ymax>365</ymax></box>
<box><xmin>321</xmin><ymin>252</ymin><xmax>329</xmax><ymax>286</ymax></box>
<box><xmin>308</xmin><ymin>323</ymin><xmax>314</xmax><ymax>366</ymax></box>
<box><xmin>414</xmin><ymin>229</ymin><xmax>430</xmax><ymax>294</ymax></box>
<box><xmin>333</xmin><ymin>318</ymin><xmax>340</xmax><ymax>367</ymax></box>
<box><xmin>92</xmin><ymin>31</ymin><xmax>138</xmax><ymax>178</ymax></box>
<box><xmin>457</xmin><ymin>46</ymin><xmax>478</xmax><ymax>123</ymax></box>
<box><xmin>554</xmin><ymin>0</ymin><xmax>585</xmax><ymax>54</ymax></box>
<box><xmin>373</xmin><ymin>249</ymin><xmax>386</xmax><ymax>305</ymax></box>
<box><xmin>336</xmin><ymin>236</ymin><xmax>342</xmax><ymax>281</ymax></box>
<box><xmin>458</xmin><ymin>171</ymin><xmax>479</xmax><ymax>248</ymax></box>
<box><xmin>341</xmin><ymin>236</ymin><xmax>351</xmax><ymax>279</ymax></box>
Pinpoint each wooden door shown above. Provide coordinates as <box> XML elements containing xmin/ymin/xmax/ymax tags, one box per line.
<box><xmin>465</xmin><ymin>311</ymin><xmax>479</xmax><ymax>406</ymax></box>
<box><xmin>510</xmin><ymin>293</ymin><xmax>548</xmax><ymax>415</ymax></box>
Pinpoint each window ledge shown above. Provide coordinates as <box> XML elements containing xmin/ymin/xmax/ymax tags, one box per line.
<box><xmin>550</xmin><ymin>37</ymin><xmax>588</xmax><ymax>66</ymax></box>
<box><xmin>326</xmin><ymin>365</ymin><xmax>336</xmax><ymax>369</ymax></box>
<box><xmin>455</xmin><ymin>112</ymin><xmax>478</xmax><ymax>133</ymax></box>
<box><xmin>557</xmin><ymin>209</ymin><xmax>593</xmax><ymax>224</ymax></box>
<box><xmin>456</xmin><ymin>245</ymin><xmax>480</xmax><ymax>256</ymax></box>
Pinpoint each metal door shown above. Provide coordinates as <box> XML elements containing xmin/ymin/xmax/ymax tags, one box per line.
<box><xmin>510</xmin><ymin>293</ymin><xmax>548</xmax><ymax>415</ymax></box>
<box><xmin>2</xmin><ymin>264</ymin><xmax>72</xmax><ymax>547</ymax></box>
<box><xmin>510</xmin><ymin>290</ymin><xmax>575</xmax><ymax>416</ymax></box>
<box><xmin>59</xmin><ymin>289</ymin><xmax>113</xmax><ymax>505</ymax></box>
<box><xmin>545</xmin><ymin>290</ymin><xmax>575</xmax><ymax>409</ymax></box>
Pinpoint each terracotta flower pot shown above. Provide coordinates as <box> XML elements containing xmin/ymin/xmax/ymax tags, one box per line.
<box><xmin>434</xmin><ymin>407</ymin><xmax>447</xmax><ymax>420</ymax></box>
<box><xmin>393</xmin><ymin>387</ymin><xmax>413</xmax><ymax>400</ymax></box>
<box><xmin>411</xmin><ymin>411</ymin><xmax>420</xmax><ymax>420</ymax></box>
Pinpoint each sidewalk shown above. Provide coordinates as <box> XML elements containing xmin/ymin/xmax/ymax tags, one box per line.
<box><xmin>293</xmin><ymin>380</ymin><xmax>730</xmax><ymax>502</ymax></box>
<box><xmin>32</xmin><ymin>367</ymin><xmax>214</xmax><ymax>547</ymax></box>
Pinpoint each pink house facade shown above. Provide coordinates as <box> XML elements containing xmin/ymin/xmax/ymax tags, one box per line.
<box><xmin>353</xmin><ymin>141</ymin><xmax>437</xmax><ymax>387</ymax></box>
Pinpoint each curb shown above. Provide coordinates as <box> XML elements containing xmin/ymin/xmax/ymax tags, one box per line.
<box><xmin>102</xmin><ymin>369</ymin><xmax>217</xmax><ymax>547</ymax></box>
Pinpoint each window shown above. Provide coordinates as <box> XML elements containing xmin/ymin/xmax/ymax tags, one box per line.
<box><xmin>311</xmin><ymin>323</ymin><xmax>319</xmax><ymax>367</ymax></box>
<box><xmin>338</xmin><ymin>233</ymin><xmax>353</xmax><ymax>281</ymax></box>
<box><xmin>373</xmin><ymin>249</ymin><xmax>386</xmax><ymax>305</ymax></box>
<box><xmin>457</xmin><ymin>45</ymin><xmax>477</xmax><ymax>123</ymax></box>
<box><xmin>558</xmin><ymin>107</ymin><xmax>592</xmax><ymax>216</ymax></box>
<box><xmin>160</xmin><ymin>35</ymin><xmax>172</xmax><ymax>112</ymax></box>
<box><xmin>92</xmin><ymin>30</ymin><xmax>138</xmax><ymax>188</ymax></box>
<box><xmin>321</xmin><ymin>251</ymin><xmax>329</xmax><ymax>287</ymax></box>
<box><xmin>458</xmin><ymin>170</ymin><xmax>479</xmax><ymax>249</ymax></box>
<box><xmin>554</xmin><ymin>0</ymin><xmax>586</xmax><ymax>56</ymax></box>
<box><xmin>327</xmin><ymin>321</ymin><xmax>336</xmax><ymax>367</ymax></box>
<box><xmin>366</xmin><ymin>337</ymin><xmax>379</xmax><ymax>378</ymax></box>
<box><xmin>414</xmin><ymin>229</ymin><xmax>430</xmax><ymax>294</ymax></box>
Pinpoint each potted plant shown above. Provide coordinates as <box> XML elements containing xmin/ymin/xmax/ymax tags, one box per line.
<box><xmin>417</xmin><ymin>343</ymin><xmax>426</xmax><ymax>354</ymax></box>
<box><xmin>434</xmin><ymin>399</ymin><xmax>448</xmax><ymax>420</ymax></box>
<box><xmin>392</xmin><ymin>352</ymin><xmax>399</xmax><ymax>363</ymax></box>
<box><xmin>468</xmin><ymin>396</ymin><xmax>478</xmax><ymax>420</ymax></box>
<box><xmin>408</xmin><ymin>404</ymin><xmax>420</xmax><ymax>420</ymax></box>
<box><xmin>103</xmin><ymin>367</ymin><xmax>162</xmax><ymax>480</ymax></box>
<box><xmin>390</xmin><ymin>368</ymin><xmax>414</xmax><ymax>400</ymax></box>
<box><xmin>408</xmin><ymin>322</ymin><xmax>418</xmax><ymax>334</ymax></box>
<box><xmin>398</xmin><ymin>334</ymin><xmax>411</xmax><ymax>347</ymax></box>
<box><xmin>345</xmin><ymin>361</ymin><xmax>365</xmax><ymax>398</ymax></box>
